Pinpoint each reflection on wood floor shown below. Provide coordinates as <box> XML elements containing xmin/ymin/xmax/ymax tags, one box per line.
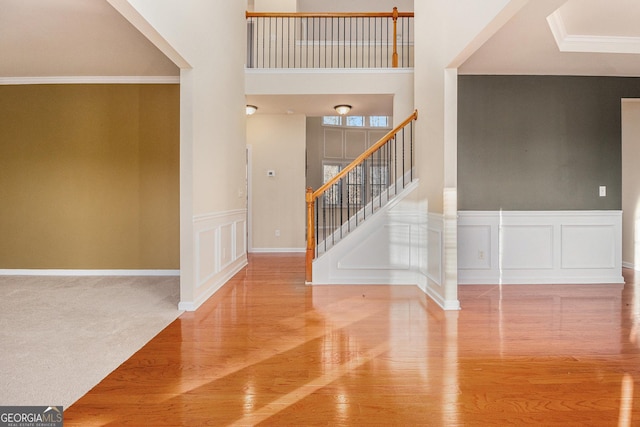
<box><xmin>65</xmin><ymin>253</ymin><xmax>640</xmax><ymax>426</ymax></box>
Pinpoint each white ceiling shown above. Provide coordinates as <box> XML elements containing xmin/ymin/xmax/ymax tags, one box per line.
<box><xmin>2</xmin><ymin>0</ymin><xmax>640</xmax><ymax>114</ymax></box>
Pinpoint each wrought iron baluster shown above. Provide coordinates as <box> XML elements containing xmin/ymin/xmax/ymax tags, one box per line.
<box><xmin>339</xmin><ymin>173</ymin><xmax>343</xmax><ymax>239</ymax></box>
<box><xmin>322</xmin><ymin>194</ymin><xmax>326</xmax><ymax>253</ymax></box>
<box><xmin>355</xmin><ymin>17</ymin><xmax>358</xmax><ymax>68</ymax></box>
<box><xmin>407</xmin><ymin>17</ymin><xmax>411</xmax><ymax>67</ymax></box>
<box><xmin>373</xmin><ymin>148</ymin><xmax>377</xmax><ymax>208</ymax></box>
<box><xmin>402</xmin><ymin>127</ymin><xmax>406</xmax><ymax>187</ymax></box>
<box><xmin>324</xmin><ymin>17</ymin><xmax>327</xmax><ymax>68</ymax></box>
<box><xmin>342</xmin><ymin>17</ymin><xmax>346</xmax><ymax>68</ymax></box>
<box><xmin>393</xmin><ymin>135</ymin><xmax>397</xmax><ymax>195</ymax></box>
<box><xmin>259</xmin><ymin>17</ymin><xmax>264</xmax><ymax>68</ymax></box>
<box><xmin>311</xmin><ymin>17</ymin><xmax>315</xmax><ymax>68</ymax></box>
<box><xmin>410</xmin><ymin>121</ymin><xmax>414</xmax><ymax>181</ymax></box>
<box><xmin>347</xmin><ymin>173</ymin><xmax>351</xmax><ymax>236</ymax></box>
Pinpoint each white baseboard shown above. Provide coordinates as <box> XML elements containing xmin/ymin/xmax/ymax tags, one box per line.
<box><xmin>249</xmin><ymin>248</ymin><xmax>305</xmax><ymax>253</ymax></box>
<box><xmin>178</xmin><ymin>257</ymin><xmax>247</xmax><ymax>311</ymax></box>
<box><xmin>623</xmin><ymin>261</ymin><xmax>637</xmax><ymax>270</ymax></box>
<box><xmin>424</xmin><ymin>284</ymin><xmax>461</xmax><ymax>310</ymax></box>
<box><xmin>0</xmin><ymin>269</ymin><xmax>180</xmax><ymax>277</ymax></box>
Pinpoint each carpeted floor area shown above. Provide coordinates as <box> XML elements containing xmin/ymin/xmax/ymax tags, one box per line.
<box><xmin>0</xmin><ymin>275</ymin><xmax>182</xmax><ymax>409</ymax></box>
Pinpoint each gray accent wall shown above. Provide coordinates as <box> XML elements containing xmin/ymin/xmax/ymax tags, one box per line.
<box><xmin>458</xmin><ymin>75</ymin><xmax>640</xmax><ymax>211</ymax></box>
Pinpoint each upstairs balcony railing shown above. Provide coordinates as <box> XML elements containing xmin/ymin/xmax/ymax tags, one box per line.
<box><xmin>305</xmin><ymin>110</ymin><xmax>418</xmax><ymax>282</ymax></box>
<box><xmin>246</xmin><ymin>8</ymin><xmax>414</xmax><ymax>69</ymax></box>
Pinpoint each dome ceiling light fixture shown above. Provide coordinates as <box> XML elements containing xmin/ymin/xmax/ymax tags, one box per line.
<box><xmin>246</xmin><ymin>105</ymin><xmax>258</xmax><ymax>115</ymax></box>
<box><xmin>334</xmin><ymin>104</ymin><xmax>352</xmax><ymax>115</ymax></box>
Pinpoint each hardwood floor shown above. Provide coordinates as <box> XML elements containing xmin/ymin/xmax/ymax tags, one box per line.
<box><xmin>65</xmin><ymin>254</ymin><xmax>640</xmax><ymax>426</ymax></box>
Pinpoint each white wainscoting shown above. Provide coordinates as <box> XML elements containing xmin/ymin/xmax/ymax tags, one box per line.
<box><xmin>426</xmin><ymin>213</ymin><xmax>444</xmax><ymax>288</ymax></box>
<box><xmin>181</xmin><ymin>210</ymin><xmax>248</xmax><ymax>311</ymax></box>
<box><xmin>458</xmin><ymin>211</ymin><xmax>623</xmax><ymax>285</ymax></box>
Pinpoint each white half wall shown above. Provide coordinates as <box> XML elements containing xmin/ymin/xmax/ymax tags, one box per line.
<box><xmin>312</xmin><ymin>182</ymin><xmax>423</xmax><ymax>285</ymax></box>
<box><xmin>311</xmin><ymin>182</ymin><xmax>458</xmax><ymax>310</ymax></box>
<box><xmin>458</xmin><ymin>211</ymin><xmax>624</xmax><ymax>285</ymax></box>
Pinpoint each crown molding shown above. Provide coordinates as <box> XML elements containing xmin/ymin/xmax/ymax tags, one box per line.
<box><xmin>547</xmin><ymin>9</ymin><xmax>640</xmax><ymax>55</ymax></box>
<box><xmin>0</xmin><ymin>76</ymin><xmax>180</xmax><ymax>85</ymax></box>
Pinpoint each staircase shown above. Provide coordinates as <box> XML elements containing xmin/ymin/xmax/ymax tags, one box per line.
<box><xmin>305</xmin><ymin>110</ymin><xmax>418</xmax><ymax>283</ymax></box>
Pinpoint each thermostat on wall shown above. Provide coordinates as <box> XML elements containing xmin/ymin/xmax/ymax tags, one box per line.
<box><xmin>267</xmin><ymin>170</ymin><xmax>276</xmax><ymax>177</ymax></box>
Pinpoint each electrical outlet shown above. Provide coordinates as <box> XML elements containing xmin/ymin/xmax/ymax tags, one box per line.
<box><xmin>599</xmin><ymin>186</ymin><xmax>606</xmax><ymax>197</ymax></box>
<box><xmin>478</xmin><ymin>250</ymin><xmax>485</xmax><ymax>260</ymax></box>
<box><xmin>275</xmin><ymin>229</ymin><xmax>280</xmax><ymax>237</ymax></box>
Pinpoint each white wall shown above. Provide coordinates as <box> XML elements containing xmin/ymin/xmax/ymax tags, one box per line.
<box><xmin>254</xmin><ymin>0</ymin><xmax>296</xmax><ymax>12</ymax></box>
<box><xmin>413</xmin><ymin>0</ymin><xmax>527</xmax><ymax>309</ymax></box>
<box><xmin>246</xmin><ymin>69</ymin><xmax>414</xmax><ymax>124</ymax></box>
<box><xmin>296</xmin><ymin>0</ymin><xmax>413</xmax><ymax>12</ymax></box>
<box><xmin>248</xmin><ymin>114</ymin><xmax>306</xmax><ymax>252</ymax></box>
<box><xmin>114</xmin><ymin>0</ymin><xmax>249</xmax><ymax>310</ymax></box>
<box><xmin>622</xmin><ymin>100</ymin><xmax>640</xmax><ymax>269</ymax></box>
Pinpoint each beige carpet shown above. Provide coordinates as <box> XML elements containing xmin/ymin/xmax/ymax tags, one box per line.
<box><xmin>0</xmin><ymin>275</ymin><xmax>182</xmax><ymax>409</ymax></box>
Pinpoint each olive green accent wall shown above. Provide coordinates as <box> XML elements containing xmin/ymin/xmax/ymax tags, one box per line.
<box><xmin>0</xmin><ymin>84</ymin><xmax>179</xmax><ymax>269</ymax></box>
<box><xmin>458</xmin><ymin>75</ymin><xmax>640</xmax><ymax>211</ymax></box>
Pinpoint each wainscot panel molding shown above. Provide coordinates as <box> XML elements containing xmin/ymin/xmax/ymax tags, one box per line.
<box><xmin>426</xmin><ymin>213</ymin><xmax>444</xmax><ymax>287</ymax></box>
<box><xmin>180</xmin><ymin>210</ymin><xmax>248</xmax><ymax>311</ymax></box>
<box><xmin>421</xmin><ymin>211</ymin><xmax>461</xmax><ymax>311</ymax></box>
<box><xmin>458</xmin><ymin>211</ymin><xmax>624</xmax><ymax>285</ymax></box>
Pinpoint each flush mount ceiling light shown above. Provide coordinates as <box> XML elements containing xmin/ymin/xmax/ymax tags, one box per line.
<box><xmin>246</xmin><ymin>105</ymin><xmax>258</xmax><ymax>115</ymax></box>
<box><xmin>334</xmin><ymin>104</ymin><xmax>352</xmax><ymax>115</ymax></box>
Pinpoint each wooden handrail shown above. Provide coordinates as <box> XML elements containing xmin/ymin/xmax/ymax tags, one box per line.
<box><xmin>305</xmin><ymin>109</ymin><xmax>418</xmax><ymax>282</ymax></box>
<box><xmin>313</xmin><ymin>109</ymin><xmax>418</xmax><ymax>199</ymax></box>
<box><xmin>246</xmin><ymin>11</ymin><xmax>414</xmax><ymax>18</ymax></box>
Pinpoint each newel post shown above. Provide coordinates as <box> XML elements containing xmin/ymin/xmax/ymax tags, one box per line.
<box><xmin>392</xmin><ymin>7</ymin><xmax>399</xmax><ymax>68</ymax></box>
<box><xmin>305</xmin><ymin>187</ymin><xmax>315</xmax><ymax>283</ymax></box>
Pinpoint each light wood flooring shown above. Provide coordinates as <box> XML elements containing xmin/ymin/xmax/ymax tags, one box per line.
<box><xmin>64</xmin><ymin>254</ymin><xmax>640</xmax><ymax>426</ymax></box>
